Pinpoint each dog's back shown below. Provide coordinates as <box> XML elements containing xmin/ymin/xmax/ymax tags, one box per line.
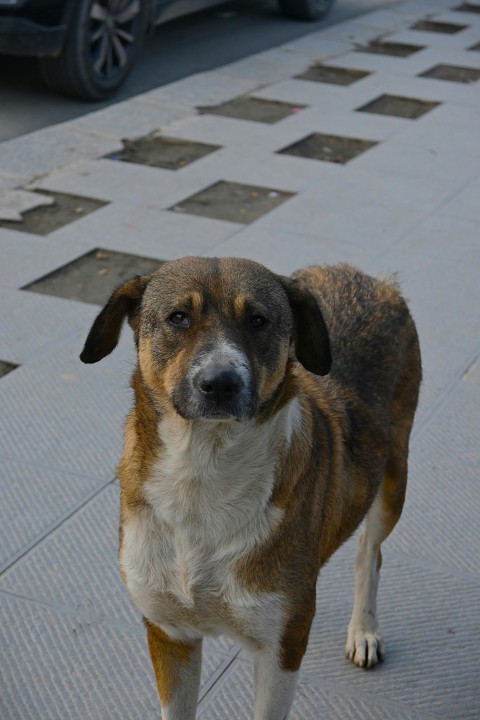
<box><xmin>295</xmin><ymin>264</ymin><xmax>420</xmax><ymax>416</ymax></box>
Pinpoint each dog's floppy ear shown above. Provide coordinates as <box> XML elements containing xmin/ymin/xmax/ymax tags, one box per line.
<box><xmin>80</xmin><ymin>275</ymin><xmax>151</xmax><ymax>364</ymax></box>
<box><xmin>280</xmin><ymin>277</ymin><xmax>331</xmax><ymax>376</ymax></box>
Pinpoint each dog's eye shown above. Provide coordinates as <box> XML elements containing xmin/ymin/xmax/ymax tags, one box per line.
<box><xmin>249</xmin><ymin>314</ymin><xmax>267</xmax><ymax>329</ymax></box>
<box><xmin>168</xmin><ymin>312</ymin><xmax>190</xmax><ymax>328</ymax></box>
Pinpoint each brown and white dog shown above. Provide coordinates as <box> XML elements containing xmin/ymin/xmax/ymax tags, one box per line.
<box><xmin>81</xmin><ymin>257</ymin><xmax>421</xmax><ymax>720</ymax></box>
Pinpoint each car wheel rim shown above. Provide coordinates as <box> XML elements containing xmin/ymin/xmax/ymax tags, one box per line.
<box><xmin>88</xmin><ymin>0</ymin><xmax>141</xmax><ymax>77</ymax></box>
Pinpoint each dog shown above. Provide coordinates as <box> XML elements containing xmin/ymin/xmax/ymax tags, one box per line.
<box><xmin>80</xmin><ymin>257</ymin><xmax>421</xmax><ymax>720</ymax></box>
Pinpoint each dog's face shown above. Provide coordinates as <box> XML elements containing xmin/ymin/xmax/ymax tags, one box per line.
<box><xmin>81</xmin><ymin>257</ymin><xmax>331</xmax><ymax>421</ymax></box>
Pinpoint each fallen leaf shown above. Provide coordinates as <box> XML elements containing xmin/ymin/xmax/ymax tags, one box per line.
<box><xmin>95</xmin><ymin>250</ymin><xmax>109</xmax><ymax>261</ymax></box>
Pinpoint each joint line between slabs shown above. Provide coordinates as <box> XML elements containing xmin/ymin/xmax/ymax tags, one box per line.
<box><xmin>0</xmin><ymin>481</ymin><xmax>113</xmax><ymax>576</ymax></box>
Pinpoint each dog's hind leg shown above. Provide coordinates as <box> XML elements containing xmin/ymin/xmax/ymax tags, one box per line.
<box><xmin>145</xmin><ymin>620</ymin><xmax>202</xmax><ymax>719</ymax></box>
<box><xmin>346</xmin><ymin>335</ymin><xmax>421</xmax><ymax>669</ymax></box>
<box><xmin>345</xmin><ymin>485</ymin><xmax>392</xmax><ymax>669</ymax></box>
<box><xmin>346</xmin><ymin>447</ymin><xmax>410</xmax><ymax>669</ymax></box>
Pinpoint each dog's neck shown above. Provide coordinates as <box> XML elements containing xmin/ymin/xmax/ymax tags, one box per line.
<box><xmin>143</xmin><ymin>399</ymin><xmax>301</xmax><ymax>543</ymax></box>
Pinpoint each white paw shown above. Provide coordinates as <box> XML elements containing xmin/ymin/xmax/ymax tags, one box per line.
<box><xmin>346</xmin><ymin>626</ymin><xmax>384</xmax><ymax>669</ymax></box>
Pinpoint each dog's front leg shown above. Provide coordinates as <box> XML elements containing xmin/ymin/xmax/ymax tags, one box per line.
<box><xmin>253</xmin><ymin>647</ymin><xmax>299</xmax><ymax>720</ymax></box>
<box><xmin>145</xmin><ymin>620</ymin><xmax>202</xmax><ymax>719</ymax></box>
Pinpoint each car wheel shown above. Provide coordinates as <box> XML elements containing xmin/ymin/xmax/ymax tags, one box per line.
<box><xmin>41</xmin><ymin>0</ymin><xmax>147</xmax><ymax>100</ymax></box>
<box><xmin>278</xmin><ymin>0</ymin><xmax>335</xmax><ymax>21</ymax></box>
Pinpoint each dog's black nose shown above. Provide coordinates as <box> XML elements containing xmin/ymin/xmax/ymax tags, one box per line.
<box><xmin>198</xmin><ymin>368</ymin><xmax>242</xmax><ymax>403</ymax></box>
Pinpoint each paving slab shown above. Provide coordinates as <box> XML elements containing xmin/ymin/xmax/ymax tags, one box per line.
<box><xmin>36</xmin><ymin>191</ymin><xmax>242</xmax><ymax>260</ymax></box>
<box><xmin>32</xmin><ymin>157</ymin><xmax>186</xmax><ymax>205</ymax></box>
<box><xmin>378</xmin><ymin>112</ymin><xmax>480</xmax><ymax>152</ymax></box>
<box><xmin>0</xmin><ymin>171</ymin><xmax>25</xmax><ymax>193</ymax></box>
<box><xmin>211</xmin><ymin>149</ymin><xmax>343</xmax><ymax>194</ymax></box>
<box><xmin>272</xmin><ymin>102</ymin><xmax>409</xmax><ymax>140</ymax></box>
<box><xmin>0</xmin><ymin>363</ymin><xmax>129</xmax><ymax>479</ymax></box>
<box><xmin>440</xmin><ymin>171</ymin><xmax>480</xmax><ymax>218</ymax></box>
<box><xmin>305</xmin><ymin>19</ymin><xmax>386</xmax><ymax>46</ymax></box>
<box><xmin>352</xmin><ymin>132</ymin><xmax>479</xmax><ymax>181</ymax></box>
<box><xmin>158</xmin><ymin>112</ymin><xmax>294</xmax><ymax>153</ymax></box>
<box><xmin>0</xmin><ymin>230</ymin><xmax>93</xmax><ymax>291</ymax></box>
<box><xmin>327</xmin><ymin>47</ymin><xmax>440</xmax><ymax>74</ymax></box>
<box><xmin>371</xmin><ymin>210</ymin><xmax>480</xmax><ymax>419</ymax></box>
<box><xmin>353</xmin><ymin>7</ymin><xmax>424</xmax><ymax>31</ymax></box>
<box><xmin>25</xmin><ymin>325</ymin><xmax>135</xmax><ymax>378</ymax></box>
<box><xmin>354</xmin><ymin>68</ymin><xmax>480</xmax><ymax>105</ymax></box>
<box><xmin>0</xmin><ymin>591</ymin><xmax>236</xmax><ymax>720</ymax></box>
<box><xmin>141</xmin><ymin>71</ymin><xmax>256</xmax><ymax>110</ymax></box>
<box><xmin>393</xmin><ymin>362</ymin><xmax>480</xmax><ymax>578</ymax></box>
<box><xmin>218</xmin><ymin>536</ymin><xmax>480</xmax><ymax>720</ymax></box>
<box><xmin>210</xmin><ymin>54</ymin><xmax>310</xmax><ymax>85</ymax></box>
<box><xmin>388</xmin><ymin>25</ymin><xmax>480</xmax><ymax>49</ymax></box>
<box><xmin>0</xmin><ymin>288</ymin><xmax>95</xmax><ymax>364</ymax></box>
<box><xmin>207</xmin><ymin>224</ymin><xmax>371</xmax><ymax>275</ymax></box>
<box><xmin>69</xmin><ymin>98</ymin><xmax>193</xmax><ymax>140</ymax></box>
<box><xmin>391</xmin><ymin>0</ymin><xmax>456</xmax><ymax>14</ymax></box>
<box><xmin>199</xmin><ymin>544</ymin><xmax>480</xmax><ymax>719</ymax></box>
<box><xmin>251</xmin><ymin>77</ymin><xmax>382</xmax><ymax>112</ymax></box>
<box><xmin>423</xmin><ymin>45</ymin><xmax>480</xmax><ymax>67</ymax></box>
<box><xmin>248</xmin><ymin>171</ymin><xmax>456</xmax><ymax>250</ymax></box>
<box><xmin>0</xmin><ymin>457</ymin><xmax>105</xmax><ymax>572</ymax></box>
<box><xmin>417</xmin><ymin>97</ymin><xmax>480</xmax><ymax>127</ymax></box>
<box><xmin>0</xmin><ymin>486</ymin><xmax>142</xmax><ymax>624</ymax></box>
<box><xmin>0</xmin><ymin>125</ymin><xmax>119</xmax><ymax>179</ymax></box>
<box><xmin>0</xmin><ymin>485</ymin><xmax>238</xmax><ymax>658</ymax></box>
<box><xmin>299</xmin><ymin>555</ymin><xmax>480</xmax><ymax>720</ymax></box>
<box><xmin>198</xmin><ymin>659</ymin><xmax>438</xmax><ymax>720</ymax></box>
<box><xmin>280</xmin><ymin>35</ymin><xmax>355</xmax><ymax>62</ymax></box>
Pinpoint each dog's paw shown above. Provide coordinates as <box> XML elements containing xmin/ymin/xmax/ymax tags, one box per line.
<box><xmin>345</xmin><ymin>627</ymin><xmax>384</xmax><ymax>669</ymax></box>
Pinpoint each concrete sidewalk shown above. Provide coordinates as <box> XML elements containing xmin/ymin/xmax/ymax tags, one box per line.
<box><xmin>1</xmin><ymin>0</ymin><xmax>479</xmax><ymax>717</ymax></box>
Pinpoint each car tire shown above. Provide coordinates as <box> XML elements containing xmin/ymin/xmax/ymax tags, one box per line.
<box><xmin>41</xmin><ymin>0</ymin><xmax>148</xmax><ymax>101</ymax></box>
<box><xmin>278</xmin><ymin>0</ymin><xmax>335</xmax><ymax>21</ymax></box>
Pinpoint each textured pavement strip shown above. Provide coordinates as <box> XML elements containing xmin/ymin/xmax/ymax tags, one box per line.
<box><xmin>1</xmin><ymin>0</ymin><xmax>480</xmax><ymax>718</ymax></box>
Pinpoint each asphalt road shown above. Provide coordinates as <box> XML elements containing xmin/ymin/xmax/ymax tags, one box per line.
<box><xmin>0</xmin><ymin>0</ymin><xmax>399</xmax><ymax>142</ymax></box>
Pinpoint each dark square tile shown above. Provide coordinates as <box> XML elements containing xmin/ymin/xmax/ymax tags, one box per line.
<box><xmin>22</xmin><ymin>249</ymin><xmax>164</xmax><ymax>305</ymax></box>
<box><xmin>419</xmin><ymin>63</ymin><xmax>480</xmax><ymax>82</ymax></box>
<box><xmin>197</xmin><ymin>97</ymin><xmax>306</xmax><ymax>124</ymax></box>
<box><xmin>295</xmin><ymin>64</ymin><xmax>370</xmax><ymax>85</ymax></box>
<box><xmin>356</xmin><ymin>40</ymin><xmax>425</xmax><ymax>57</ymax></box>
<box><xmin>278</xmin><ymin>133</ymin><xmax>377</xmax><ymax>164</ymax></box>
<box><xmin>356</xmin><ymin>94</ymin><xmax>441</xmax><ymax>119</ymax></box>
<box><xmin>106</xmin><ymin>133</ymin><xmax>221</xmax><ymax>169</ymax></box>
<box><xmin>411</xmin><ymin>19</ymin><xmax>468</xmax><ymax>33</ymax></box>
<box><xmin>0</xmin><ymin>361</ymin><xmax>18</xmax><ymax>378</ymax></box>
<box><xmin>170</xmin><ymin>181</ymin><xmax>294</xmax><ymax>224</ymax></box>
<box><xmin>0</xmin><ymin>192</ymin><xmax>108</xmax><ymax>236</ymax></box>
<box><xmin>454</xmin><ymin>2</ymin><xmax>480</xmax><ymax>12</ymax></box>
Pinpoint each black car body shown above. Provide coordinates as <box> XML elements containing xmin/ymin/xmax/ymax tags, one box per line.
<box><xmin>0</xmin><ymin>0</ymin><xmax>335</xmax><ymax>99</ymax></box>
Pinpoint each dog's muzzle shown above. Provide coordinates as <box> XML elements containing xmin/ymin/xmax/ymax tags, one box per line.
<box><xmin>173</xmin><ymin>346</ymin><xmax>255</xmax><ymax>421</ymax></box>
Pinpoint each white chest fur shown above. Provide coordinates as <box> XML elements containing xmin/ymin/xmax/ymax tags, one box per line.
<box><xmin>121</xmin><ymin>401</ymin><xmax>300</xmax><ymax>645</ymax></box>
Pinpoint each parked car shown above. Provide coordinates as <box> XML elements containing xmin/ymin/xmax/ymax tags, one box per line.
<box><xmin>0</xmin><ymin>0</ymin><xmax>335</xmax><ymax>100</ymax></box>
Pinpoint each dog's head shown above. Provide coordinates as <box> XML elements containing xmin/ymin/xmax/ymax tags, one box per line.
<box><xmin>80</xmin><ymin>257</ymin><xmax>330</xmax><ymax>421</ymax></box>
